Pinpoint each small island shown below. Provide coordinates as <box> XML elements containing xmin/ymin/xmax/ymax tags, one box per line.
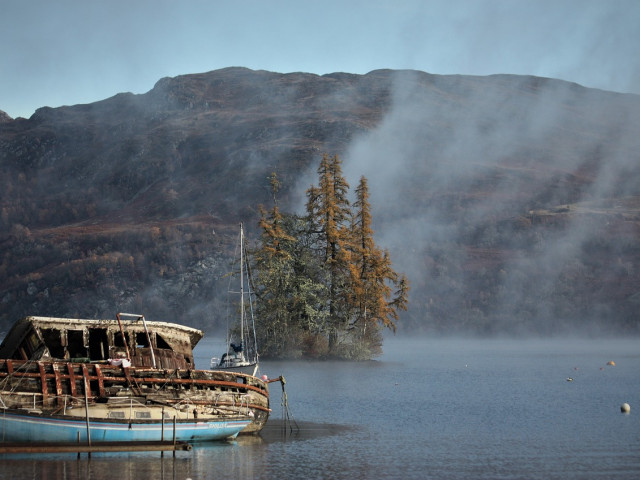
<box><xmin>252</xmin><ymin>154</ymin><xmax>409</xmax><ymax>360</ymax></box>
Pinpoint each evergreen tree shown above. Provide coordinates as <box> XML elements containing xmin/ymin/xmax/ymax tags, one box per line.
<box><xmin>346</xmin><ymin>176</ymin><xmax>409</xmax><ymax>358</ymax></box>
<box><xmin>305</xmin><ymin>154</ymin><xmax>352</xmax><ymax>351</ymax></box>
<box><xmin>254</xmin><ymin>173</ymin><xmax>326</xmax><ymax>358</ymax></box>
<box><xmin>253</xmin><ymin>157</ymin><xmax>409</xmax><ymax>360</ymax></box>
<box><xmin>253</xmin><ymin>174</ymin><xmax>296</xmax><ymax>356</ymax></box>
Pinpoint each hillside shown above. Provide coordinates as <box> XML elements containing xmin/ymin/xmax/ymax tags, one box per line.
<box><xmin>1</xmin><ymin>67</ymin><xmax>640</xmax><ymax>335</ymax></box>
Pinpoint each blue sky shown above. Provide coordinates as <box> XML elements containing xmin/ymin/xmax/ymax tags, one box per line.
<box><xmin>2</xmin><ymin>0</ymin><xmax>639</xmax><ymax>119</ymax></box>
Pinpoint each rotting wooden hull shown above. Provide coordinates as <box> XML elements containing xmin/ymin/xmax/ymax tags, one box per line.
<box><xmin>0</xmin><ymin>315</ymin><xmax>272</xmax><ymax>435</ymax></box>
<box><xmin>0</xmin><ymin>410</ymin><xmax>250</xmax><ymax>443</ymax></box>
<box><xmin>0</xmin><ymin>359</ymin><xmax>270</xmax><ymax>435</ymax></box>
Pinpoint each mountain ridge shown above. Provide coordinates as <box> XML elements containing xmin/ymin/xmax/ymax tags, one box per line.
<box><xmin>1</xmin><ymin>67</ymin><xmax>640</xmax><ymax>335</ymax></box>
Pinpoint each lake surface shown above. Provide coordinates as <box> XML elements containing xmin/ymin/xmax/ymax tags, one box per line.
<box><xmin>1</xmin><ymin>337</ymin><xmax>639</xmax><ymax>479</ymax></box>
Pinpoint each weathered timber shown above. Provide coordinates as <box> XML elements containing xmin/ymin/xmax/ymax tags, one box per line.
<box><xmin>0</xmin><ymin>315</ymin><xmax>272</xmax><ymax>435</ymax></box>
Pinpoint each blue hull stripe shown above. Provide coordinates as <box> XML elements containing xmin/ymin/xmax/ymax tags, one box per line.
<box><xmin>0</xmin><ymin>412</ymin><xmax>250</xmax><ymax>443</ymax></box>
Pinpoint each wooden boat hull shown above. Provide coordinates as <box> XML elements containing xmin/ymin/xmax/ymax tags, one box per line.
<box><xmin>0</xmin><ymin>410</ymin><xmax>249</xmax><ymax>443</ymax></box>
<box><xmin>0</xmin><ymin>359</ymin><xmax>270</xmax><ymax>435</ymax></box>
<box><xmin>0</xmin><ymin>315</ymin><xmax>277</xmax><ymax>437</ymax></box>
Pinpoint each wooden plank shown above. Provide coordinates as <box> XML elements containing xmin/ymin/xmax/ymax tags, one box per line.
<box><xmin>37</xmin><ymin>362</ymin><xmax>48</xmax><ymax>404</ymax></box>
<box><xmin>81</xmin><ymin>364</ymin><xmax>90</xmax><ymax>397</ymax></box>
<box><xmin>0</xmin><ymin>369</ymin><xmax>267</xmax><ymax>396</ymax></box>
<box><xmin>67</xmin><ymin>363</ymin><xmax>77</xmax><ymax>397</ymax></box>
<box><xmin>94</xmin><ymin>364</ymin><xmax>105</xmax><ymax>397</ymax></box>
<box><xmin>53</xmin><ymin>364</ymin><xmax>63</xmax><ymax>406</ymax></box>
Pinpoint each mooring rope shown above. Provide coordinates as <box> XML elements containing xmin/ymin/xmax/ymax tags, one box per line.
<box><xmin>278</xmin><ymin>376</ymin><xmax>299</xmax><ymax>434</ymax></box>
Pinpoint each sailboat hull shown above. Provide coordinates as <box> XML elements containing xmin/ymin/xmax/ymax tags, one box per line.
<box><xmin>0</xmin><ymin>411</ymin><xmax>250</xmax><ymax>443</ymax></box>
<box><xmin>215</xmin><ymin>361</ymin><xmax>258</xmax><ymax>375</ymax></box>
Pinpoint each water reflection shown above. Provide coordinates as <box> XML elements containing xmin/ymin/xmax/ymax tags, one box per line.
<box><xmin>0</xmin><ymin>454</ymin><xmax>191</xmax><ymax>480</ymax></box>
<box><xmin>0</xmin><ymin>420</ymin><xmax>351</xmax><ymax>480</ymax></box>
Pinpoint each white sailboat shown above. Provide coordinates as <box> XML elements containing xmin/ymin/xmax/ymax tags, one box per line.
<box><xmin>211</xmin><ymin>223</ymin><xmax>259</xmax><ymax>376</ymax></box>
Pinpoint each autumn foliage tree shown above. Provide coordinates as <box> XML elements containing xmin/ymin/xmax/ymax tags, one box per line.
<box><xmin>346</xmin><ymin>176</ymin><xmax>409</xmax><ymax>357</ymax></box>
<box><xmin>253</xmin><ymin>155</ymin><xmax>409</xmax><ymax>360</ymax></box>
<box><xmin>305</xmin><ymin>154</ymin><xmax>353</xmax><ymax>351</ymax></box>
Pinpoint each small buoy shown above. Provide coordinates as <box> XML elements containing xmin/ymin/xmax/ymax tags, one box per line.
<box><xmin>607</xmin><ymin>361</ymin><xmax>616</xmax><ymax>366</ymax></box>
<box><xmin>261</xmin><ymin>374</ymin><xmax>268</xmax><ymax>381</ymax></box>
<box><xmin>621</xmin><ymin>403</ymin><xmax>630</xmax><ymax>413</ymax></box>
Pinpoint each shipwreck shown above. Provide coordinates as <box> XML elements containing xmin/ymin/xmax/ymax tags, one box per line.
<box><xmin>0</xmin><ymin>314</ymin><xmax>271</xmax><ymax>443</ymax></box>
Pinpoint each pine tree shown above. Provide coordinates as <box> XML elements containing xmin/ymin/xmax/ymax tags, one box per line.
<box><xmin>253</xmin><ymin>158</ymin><xmax>409</xmax><ymax>360</ymax></box>
<box><xmin>346</xmin><ymin>176</ymin><xmax>410</xmax><ymax>358</ymax></box>
<box><xmin>253</xmin><ymin>174</ymin><xmax>296</xmax><ymax>356</ymax></box>
<box><xmin>305</xmin><ymin>154</ymin><xmax>352</xmax><ymax>351</ymax></box>
<box><xmin>254</xmin><ymin>173</ymin><xmax>326</xmax><ymax>358</ymax></box>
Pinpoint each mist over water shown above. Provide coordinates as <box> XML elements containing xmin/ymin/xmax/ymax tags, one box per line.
<box><xmin>2</xmin><ymin>335</ymin><xmax>638</xmax><ymax>479</ymax></box>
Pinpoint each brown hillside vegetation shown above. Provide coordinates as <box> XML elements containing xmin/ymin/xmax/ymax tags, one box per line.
<box><xmin>1</xmin><ymin>68</ymin><xmax>640</xmax><ymax>335</ymax></box>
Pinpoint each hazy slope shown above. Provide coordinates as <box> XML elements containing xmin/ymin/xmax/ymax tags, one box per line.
<box><xmin>1</xmin><ymin>68</ymin><xmax>639</xmax><ymax>335</ymax></box>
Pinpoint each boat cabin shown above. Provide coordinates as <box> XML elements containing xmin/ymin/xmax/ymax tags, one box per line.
<box><xmin>0</xmin><ymin>315</ymin><xmax>203</xmax><ymax>369</ymax></box>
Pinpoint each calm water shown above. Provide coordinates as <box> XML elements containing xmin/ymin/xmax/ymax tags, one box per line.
<box><xmin>1</xmin><ymin>337</ymin><xmax>638</xmax><ymax>479</ymax></box>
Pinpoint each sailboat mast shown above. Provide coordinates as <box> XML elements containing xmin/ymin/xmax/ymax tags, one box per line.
<box><xmin>240</xmin><ymin>222</ymin><xmax>245</xmax><ymax>350</ymax></box>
